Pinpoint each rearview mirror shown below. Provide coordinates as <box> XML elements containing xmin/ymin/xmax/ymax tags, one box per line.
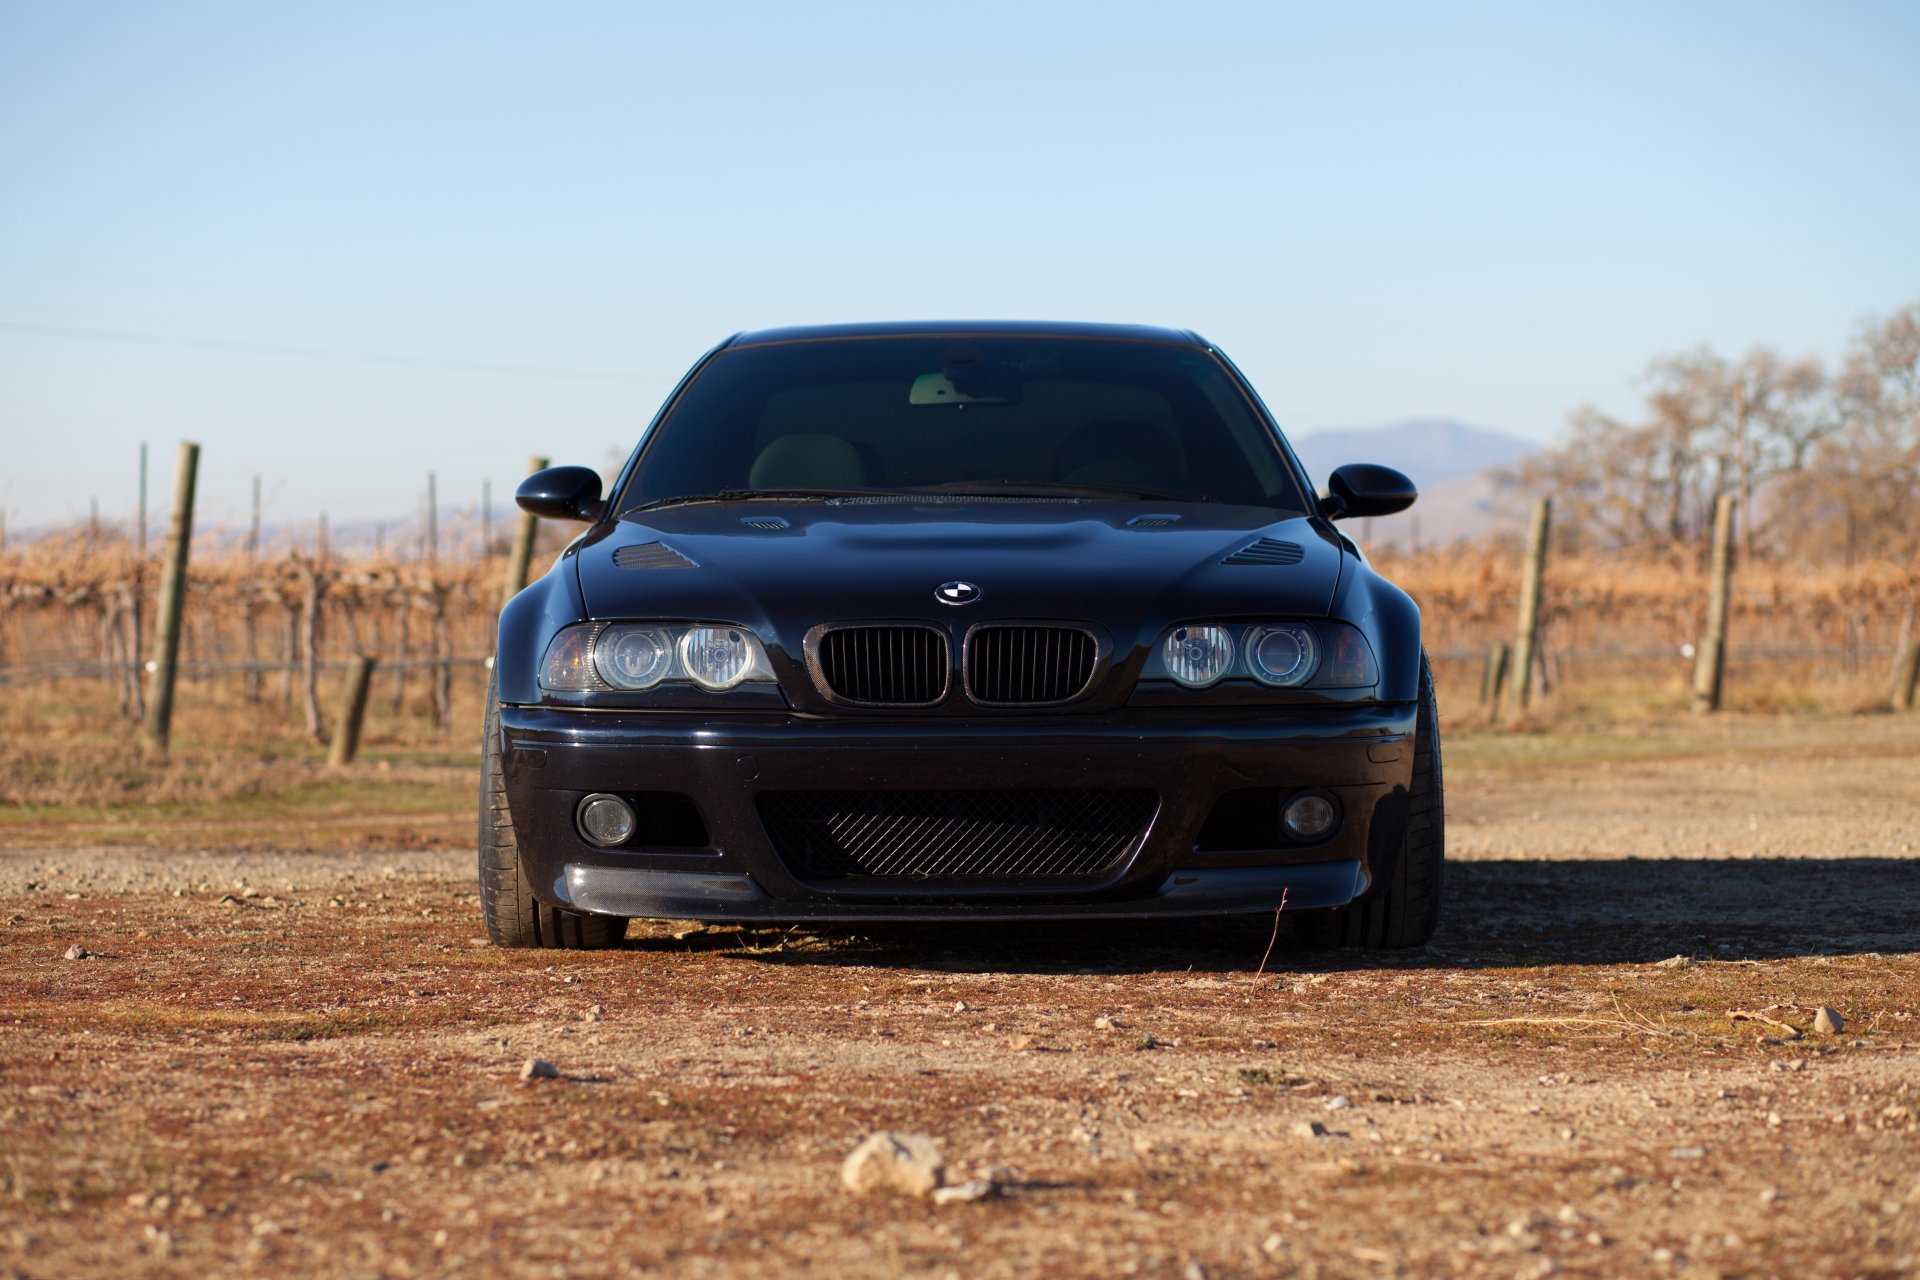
<box><xmin>516</xmin><ymin>466</ymin><xmax>605</xmax><ymax>522</ymax></box>
<box><xmin>1319</xmin><ymin>464</ymin><xmax>1417</xmax><ymax>521</ymax></box>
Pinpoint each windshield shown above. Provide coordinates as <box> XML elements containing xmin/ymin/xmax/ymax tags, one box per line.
<box><xmin>617</xmin><ymin>337</ymin><xmax>1310</xmax><ymax>513</ymax></box>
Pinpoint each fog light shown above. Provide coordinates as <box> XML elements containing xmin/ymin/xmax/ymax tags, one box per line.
<box><xmin>1281</xmin><ymin>792</ymin><xmax>1337</xmax><ymax>841</ymax></box>
<box><xmin>577</xmin><ymin>793</ymin><xmax>637</xmax><ymax>847</ymax></box>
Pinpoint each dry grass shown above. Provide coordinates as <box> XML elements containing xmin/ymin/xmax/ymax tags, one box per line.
<box><xmin>2</xmin><ymin>538</ymin><xmax>1915</xmax><ymax>790</ymax></box>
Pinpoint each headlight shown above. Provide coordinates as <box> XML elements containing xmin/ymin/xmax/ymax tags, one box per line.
<box><xmin>1246</xmin><ymin>624</ymin><xmax>1317</xmax><ymax>687</ymax></box>
<box><xmin>678</xmin><ymin>625</ymin><xmax>772</xmax><ymax>690</ymax></box>
<box><xmin>597</xmin><ymin>626</ymin><xmax>674</xmax><ymax>690</ymax></box>
<box><xmin>539</xmin><ymin>622</ymin><xmax>776</xmax><ymax>693</ymax></box>
<box><xmin>539</xmin><ymin>626</ymin><xmax>602</xmax><ymax>691</ymax></box>
<box><xmin>1143</xmin><ymin>621</ymin><xmax>1378</xmax><ymax>690</ymax></box>
<box><xmin>1162</xmin><ymin>624</ymin><xmax>1235</xmax><ymax>687</ymax></box>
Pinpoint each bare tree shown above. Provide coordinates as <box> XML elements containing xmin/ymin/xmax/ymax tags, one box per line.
<box><xmin>1810</xmin><ymin>304</ymin><xmax>1920</xmax><ymax>562</ymax></box>
<box><xmin>1499</xmin><ymin>338</ymin><xmax>1835</xmax><ymax>561</ymax></box>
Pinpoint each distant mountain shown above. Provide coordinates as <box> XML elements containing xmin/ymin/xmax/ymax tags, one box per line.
<box><xmin>1286</xmin><ymin>419</ymin><xmax>1546</xmax><ymax>550</ymax></box>
<box><xmin>1287</xmin><ymin>419</ymin><xmax>1540</xmax><ymax>489</ymax></box>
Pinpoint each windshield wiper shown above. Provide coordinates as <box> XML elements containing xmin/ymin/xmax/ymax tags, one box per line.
<box><xmin>903</xmin><ymin>480</ymin><xmax>1215</xmax><ymax>503</ymax></box>
<box><xmin>626</xmin><ymin>488</ymin><xmax>884</xmax><ymax>513</ymax></box>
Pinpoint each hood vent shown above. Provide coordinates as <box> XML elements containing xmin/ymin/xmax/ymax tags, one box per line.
<box><xmin>612</xmin><ymin>541</ymin><xmax>698</xmax><ymax>570</ymax></box>
<box><xmin>1126</xmin><ymin>513</ymin><xmax>1181</xmax><ymax>528</ymax></box>
<box><xmin>739</xmin><ymin>515</ymin><xmax>791</xmax><ymax>530</ymax></box>
<box><xmin>1222</xmin><ymin>538</ymin><xmax>1305</xmax><ymax>566</ymax></box>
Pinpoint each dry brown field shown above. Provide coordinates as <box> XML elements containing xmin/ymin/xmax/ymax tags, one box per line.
<box><xmin>3</xmin><ymin>700</ymin><xmax>1918</xmax><ymax>1277</ymax></box>
<box><xmin>4</xmin><ymin>537</ymin><xmax>1916</xmax><ymax>740</ymax></box>
<box><xmin>3</xmin><ymin>536</ymin><xmax>1918</xmax><ymax>1277</ymax></box>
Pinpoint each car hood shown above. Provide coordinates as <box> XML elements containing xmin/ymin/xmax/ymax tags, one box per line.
<box><xmin>573</xmin><ymin>500</ymin><xmax>1346</xmax><ymax>649</ymax></box>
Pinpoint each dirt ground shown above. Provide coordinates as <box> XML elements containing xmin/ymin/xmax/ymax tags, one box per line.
<box><xmin>3</xmin><ymin>714</ymin><xmax>1917</xmax><ymax>1279</ymax></box>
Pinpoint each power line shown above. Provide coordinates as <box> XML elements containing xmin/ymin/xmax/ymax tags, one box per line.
<box><xmin>0</xmin><ymin>318</ymin><xmax>669</xmax><ymax>384</ymax></box>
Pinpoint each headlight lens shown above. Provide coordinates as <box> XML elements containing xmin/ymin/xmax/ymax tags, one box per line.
<box><xmin>539</xmin><ymin>626</ymin><xmax>601</xmax><ymax>691</ymax></box>
<box><xmin>678</xmin><ymin>625</ymin><xmax>770</xmax><ymax>690</ymax></box>
<box><xmin>1320</xmin><ymin>622</ymin><xmax>1379</xmax><ymax>687</ymax></box>
<box><xmin>1162</xmin><ymin>624</ymin><xmax>1236</xmax><ymax>687</ymax></box>
<box><xmin>1143</xmin><ymin>621</ymin><xmax>1378</xmax><ymax>690</ymax></box>
<box><xmin>539</xmin><ymin>622</ymin><xmax>776</xmax><ymax>693</ymax></box>
<box><xmin>1246</xmin><ymin>624</ymin><xmax>1318</xmax><ymax>687</ymax></box>
<box><xmin>597</xmin><ymin>626</ymin><xmax>674</xmax><ymax>690</ymax></box>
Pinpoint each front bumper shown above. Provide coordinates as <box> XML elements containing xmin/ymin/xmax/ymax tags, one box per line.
<box><xmin>498</xmin><ymin>704</ymin><xmax>1417</xmax><ymax>922</ymax></box>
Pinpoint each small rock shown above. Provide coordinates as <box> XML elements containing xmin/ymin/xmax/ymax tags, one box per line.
<box><xmin>930</xmin><ymin>1178</ymin><xmax>996</xmax><ymax>1205</ymax></box>
<box><xmin>519</xmin><ymin>1058</ymin><xmax>560</xmax><ymax>1081</ymax></box>
<box><xmin>1291</xmin><ymin>1120</ymin><xmax>1329</xmax><ymax>1139</ymax></box>
<box><xmin>582</xmin><ymin>1005</ymin><xmax>605</xmax><ymax>1023</ymax></box>
<box><xmin>975</xmin><ymin>1163</ymin><xmax>1017</xmax><ymax>1185</ymax></box>
<box><xmin>1654</xmin><ymin>955</ymin><xmax>1694</xmax><ymax>969</ymax></box>
<box><xmin>1094</xmin><ymin>1015</ymin><xmax>1121</xmax><ymax>1030</ymax></box>
<box><xmin>1506</xmin><ymin>1210</ymin><xmax>1548</xmax><ymax>1237</ymax></box>
<box><xmin>1261</xmin><ymin>1232</ymin><xmax>1287</xmax><ymax>1257</ymax></box>
<box><xmin>1004</xmin><ymin>1034</ymin><xmax>1035</xmax><ymax>1052</ymax></box>
<box><xmin>952</xmin><ymin>1000</ymin><xmax>969</xmax><ymax>1013</ymax></box>
<box><xmin>841</xmin><ymin>1131</ymin><xmax>944</xmax><ymax>1197</ymax></box>
<box><xmin>62</xmin><ymin>944</ymin><xmax>92</xmax><ymax>961</ymax></box>
<box><xmin>1812</xmin><ymin>1006</ymin><xmax>1845</xmax><ymax>1035</ymax></box>
<box><xmin>1323</xmin><ymin>1094</ymin><xmax>1350</xmax><ymax>1111</ymax></box>
<box><xmin>1667</xmin><ymin>1146</ymin><xmax>1706</xmax><ymax>1159</ymax></box>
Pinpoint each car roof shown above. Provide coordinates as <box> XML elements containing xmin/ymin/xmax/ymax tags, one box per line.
<box><xmin>724</xmin><ymin>320</ymin><xmax>1210</xmax><ymax>349</ymax></box>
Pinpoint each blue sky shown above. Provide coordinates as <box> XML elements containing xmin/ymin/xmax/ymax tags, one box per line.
<box><xmin>3</xmin><ymin>1</ymin><xmax>1917</xmax><ymax>534</ymax></box>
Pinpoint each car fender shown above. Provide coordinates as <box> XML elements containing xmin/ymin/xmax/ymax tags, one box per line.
<box><xmin>495</xmin><ymin>552</ymin><xmax>590</xmax><ymax>705</ymax></box>
<box><xmin>1328</xmin><ymin>551</ymin><xmax>1423</xmax><ymax>703</ymax></box>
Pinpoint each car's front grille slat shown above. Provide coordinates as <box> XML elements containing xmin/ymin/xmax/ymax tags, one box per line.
<box><xmin>816</xmin><ymin>625</ymin><xmax>948</xmax><ymax>706</ymax></box>
<box><xmin>967</xmin><ymin>625</ymin><xmax>1097</xmax><ymax>705</ymax></box>
<box><xmin>760</xmin><ymin>789</ymin><xmax>1158</xmax><ymax>882</ymax></box>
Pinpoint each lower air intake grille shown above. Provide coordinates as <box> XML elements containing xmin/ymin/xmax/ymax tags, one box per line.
<box><xmin>966</xmin><ymin>625</ymin><xmax>1099</xmax><ymax>705</ymax></box>
<box><xmin>760</xmin><ymin>789</ymin><xmax>1157</xmax><ymax>881</ymax></box>
<box><xmin>814</xmin><ymin>626</ymin><xmax>949</xmax><ymax>705</ymax></box>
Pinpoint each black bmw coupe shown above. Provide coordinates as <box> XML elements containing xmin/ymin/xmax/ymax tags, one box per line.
<box><xmin>481</xmin><ymin>322</ymin><xmax>1441</xmax><ymax>951</ymax></box>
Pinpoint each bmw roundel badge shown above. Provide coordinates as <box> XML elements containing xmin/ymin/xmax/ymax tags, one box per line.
<box><xmin>935</xmin><ymin>580</ymin><xmax>982</xmax><ymax>606</ymax></box>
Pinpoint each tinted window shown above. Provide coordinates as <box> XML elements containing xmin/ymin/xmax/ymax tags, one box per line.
<box><xmin>619</xmin><ymin>338</ymin><xmax>1308</xmax><ymax>513</ymax></box>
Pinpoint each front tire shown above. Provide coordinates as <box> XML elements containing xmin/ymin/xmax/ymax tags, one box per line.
<box><xmin>478</xmin><ymin>675</ymin><xmax>628</xmax><ymax>950</ymax></box>
<box><xmin>1293</xmin><ymin>651</ymin><xmax>1445</xmax><ymax>950</ymax></box>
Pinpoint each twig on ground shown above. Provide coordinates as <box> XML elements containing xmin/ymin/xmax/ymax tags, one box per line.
<box><xmin>1250</xmin><ymin>888</ymin><xmax>1290</xmax><ymax>989</ymax></box>
<box><xmin>1727</xmin><ymin>1009</ymin><xmax>1803</xmax><ymax>1040</ymax></box>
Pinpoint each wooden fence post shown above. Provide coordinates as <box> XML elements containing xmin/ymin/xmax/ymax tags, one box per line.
<box><xmin>1508</xmin><ymin>498</ymin><xmax>1551</xmax><ymax>716</ymax></box>
<box><xmin>141</xmin><ymin>441</ymin><xmax>200</xmax><ymax>755</ymax></box>
<box><xmin>1480</xmin><ymin>641</ymin><xmax>1510</xmax><ymax>709</ymax></box>
<box><xmin>328</xmin><ymin>655</ymin><xmax>378</xmax><ymax>767</ymax></box>
<box><xmin>1893</xmin><ymin>642</ymin><xmax>1920</xmax><ymax>713</ymax></box>
<box><xmin>501</xmin><ymin>454</ymin><xmax>549</xmax><ymax>610</ymax></box>
<box><xmin>1692</xmin><ymin>494</ymin><xmax>1737</xmax><ymax>714</ymax></box>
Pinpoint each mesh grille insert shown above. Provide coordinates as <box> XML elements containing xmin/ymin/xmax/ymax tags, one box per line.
<box><xmin>815</xmin><ymin>626</ymin><xmax>949</xmax><ymax>705</ymax></box>
<box><xmin>966</xmin><ymin>625</ymin><xmax>1098</xmax><ymax>705</ymax></box>
<box><xmin>760</xmin><ymin>789</ymin><xmax>1157</xmax><ymax>881</ymax></box>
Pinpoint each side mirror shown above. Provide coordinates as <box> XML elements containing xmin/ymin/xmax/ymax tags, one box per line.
<box><xmin>1319</xmin><ymin>464</ymin><xmax>1417</xmax><ymax>521</ymax></box>
<box><xmin>516</xmin><ymin>466</ymin><xmax>605</xmax><ymax>522</ymax></box>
